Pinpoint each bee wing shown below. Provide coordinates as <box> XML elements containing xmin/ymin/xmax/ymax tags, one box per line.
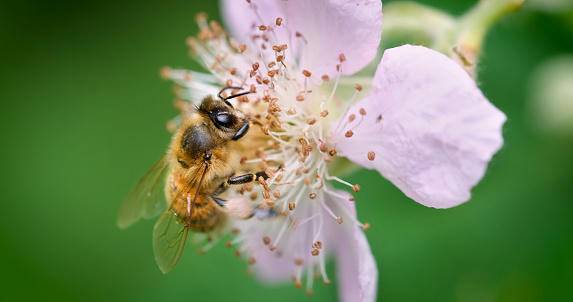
<box><xmin>117</xmin><ymin>155</ymin><xmax>170</xmax><ymax>229</ymax></box>
<box><xmin>153</xmin><ymin>199</ymin><xmax>189</xmax><ymax>274</ymax></box>
<box><xmin>152</xmin><ymin>164</ymin><xmax>210</xmax><ymax>274</ymax></box>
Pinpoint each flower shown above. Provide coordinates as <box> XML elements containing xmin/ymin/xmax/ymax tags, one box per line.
<box><xmin>161</xmin><ymin>0</ymin><xmax>506</xmax><ymax>301</ymax></box>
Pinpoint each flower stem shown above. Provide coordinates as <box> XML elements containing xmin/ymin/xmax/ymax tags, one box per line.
<box><xmin>451</xmin><ymin>0</ymin><xmax>524</xmax><ymax>77</ymax></box>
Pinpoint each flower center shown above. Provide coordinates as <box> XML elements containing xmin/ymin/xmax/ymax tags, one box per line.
<box><xmin>163</xmin><ymin>12</ymin><xmax>371</xmax><ymax>294</ymax></box>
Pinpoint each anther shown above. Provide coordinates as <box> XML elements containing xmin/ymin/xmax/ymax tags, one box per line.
<box><xmin>272</xmin><ymin>45</ymin><xmax>281</xmax><ymax>52</ymax></box>
<box><xmin>276</xmin><ymin>17</ymin><xmax>283</xmax><ymax>26</ymax></box>
<box><xmin>321</xmin><ymin>75</ymin><xmax>330</xmax><ymax>81</ymax></box>
<box><xmin>307</xmin><ymin>117</ymin><xmax>316</xmax><ymax>125</ymax></box>
<box><xmin>263</xmin><ymin>237</ymin><xmax>271</xmax><ymax>245</ymax></box>
<box><xmin>355</xmin><ymin>84</ymin><xmax>363</xmax><ymax>91</ymax></box>
<box><xmin>368</xmin><ymin>151</ymin><xmax>376</xmax><ymax>161</ymax></box>
<box><xmin>362</xmin><ymin>223</ymin><xmax>371</xmax><ymax>231</ymax></box>
<box><xmin>339</xmin><ymin>53</ymin><xmax>346</xmax><ymax>62</ymax></box>
<box><xmin>252</xmin><ymin>62</ymin><xmax>260</xmax><ymax>71</ymax></box>
<box><xmin>225</xmin><ymin>241</ymin><xmax>232</xmax><ymax>248</ymax></box>
<box><xmin>287</xmin><ymin>108</ymin><xmax>296</xmax><ymax>115</ymax></box>
<box><xmin>276</xmin><ymin>174</ymin><xmax>283</xmax><ymax>181</ymax></box>
<box><xmin>262</xmin><ymin>190</ymin><xmax>270</xmax><ymax>199</ymax></box>
<box><xmin>309</xmin><ymin>193</ymin><xmax>317</xmax><ymax>199</ymax></box>
<box><xmin>250</xmin><ymin>192</ymin><xmax>258</xmax><ymax>200</ymax></box>
<box><xmin>229</xmin><ymin>68</ymin><xmax>237</xmax><ymax>75</ymax></box>
<box><xmin>352</xmin><ymin>184</ymin><xmax>361</xmax><ymax>192</ymax></box>
<box><xmin>320</xmin><ymin>110</ymin><xmax>329</xmax><ymax>117</ymax></box>
<box><xmin>324</xmin><ymin>280</ymin><xmax>331</xmax><ymax>285</ymax></box>
<box><xmin>226</xmin><ymin>79</ymin><xmax>233</xmax><ymax>87</ymax></box>
<box><xmin>266</xmin><ymin>199</ymin><xmax>275</xmax><ymax>206</ymax></box>
<box><xmin>345</xmin><ymin>130</ymin><xmax>354</xmax><ymax>137</ymax></box>
<box><xmin>377</xmin><ymin>115</ymin><xmax>383</xmax><ymax>123</ymax></box>
<box><xmin>349</xmin><ymin>114</ymin><xmax>356</xmax><ymax>122</ymax></box>
<box><xmin>311</xmin><ymin>249</ymin><xmax>319</xmax><ymax>256</ymax></box>
<box><xmin>267</xmin><ymin>70</ymin><xmax>278</xmax><ymax>77</ymax></box>
<box><xmin>337</xmin><ymin>217</ymin><xmax>343</xmax><ymax>224</ymax></box>
<box><xmin>232</xmin><ymin>228</ymin><xmax>240</xmax><ymax>235</ymax></box>
<box><xmin>296</xmin><ymin>94</ymin><xmax>305</xmax><ymax>101</ymax></box>
<box><xmin>249</xmin><ymin>257</ymin><xmax>256</xmax><ymax>265</ymax></box>
<box><xmin>328</xmin><ymin>149</ymin><xmax>337</xmax><ymax>157</ymax></box>
<box><xmin>279</xmin><ymin>44</ymin><xmax>288</xmax><ymax>51</ymax></box>
<box><xmin>269</xmin><ymin>245</ymin><xmax>276</xmax><ymax>251</ymax></box>
<box><xmin>234</xmin><ymin>250</ymin><xmax>241</xmax><ymax>257</ymax></box>
<box><xmin>237</xmin><ymin>44</ymin><xmax>247</xmax><ymax>53</ymax></box>
<box><xmin>302</xmin><ymin>70</ymin><xmax>312</xmax><ymax>77</ymax></box>
<box><xmin>250</xmin><ymin>84</ymin><xmax>256</xmax><ymax>93</ymax></box>
<box><xmin>304</xmin><ymin>177</ymin><xmax>312</xmax><ymax>185</ymax></box>
<box><xmin>295</xmin><ymin>258</ymin><xmax>303</xmax><ymax>265</ymax></box>
<box><xmin>359</xmin><ymin>108</ymin><xmax>367</xmax><ymax>115</ymax></box>
<box><xmin>295</xmin><ymin>280</ymin><xmax>303</xmax><ymax>289</ymax></box>
<box><xmin>306</xmin><ymin>290</ymin><xmax>314</xmax><ymax>296</ymax></box>
<box><xmin>160</xmin><ymin>66</ymin><xmax>172</xmax><ymax>79</ymax></box>
<box><xmin>272</xmin><ymin>190</ymin><xmax>281</xmax><ymax>199</ymax></box>
<box><xmin>319</xmin><ymin>141</ymin><xmax>328</xmax><ymax>153</ymax></box>
<box><xmin>258</xmin><ymin>25</ymin><xmax>267</xmax><ymax>31</ymax></box>
<box><xmin>289</xmin><ymin>202</ymin><xmax>296</xmax><ymax>211</ymax></box>
<box><xmin>268</xmin><ymin>61</ymin><xmax>276</xmax><ymax>68</ymax></box>
<box><xmin>243</xmin><ymin>183</ymin><xmax>253</xmax><ymax>192</ymax></box>
<box><xmin>349</xmin><ymin>195</ymin><xmax>355</xmax><ymax>201</ymax></box>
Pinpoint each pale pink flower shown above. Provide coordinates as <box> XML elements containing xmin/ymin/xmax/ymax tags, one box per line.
<box><xmin>162</xmin><ymin>0</ymin><xmax>505</xmax><ymax>301</ymax></box>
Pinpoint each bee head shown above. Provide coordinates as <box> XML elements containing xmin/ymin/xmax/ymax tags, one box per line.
<box><xmin>198</xmin><ymin>94</ymin><xmax>250</xmax><ymax>141</ymax></box>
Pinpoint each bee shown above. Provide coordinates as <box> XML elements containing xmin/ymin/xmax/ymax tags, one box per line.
<box><xmin>117</xmin><ymin>87</ymin><xmax>271</xmax><ymax>273</ymax></box>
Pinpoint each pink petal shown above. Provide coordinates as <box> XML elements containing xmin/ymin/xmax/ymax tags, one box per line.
<box><xmin>335</xmin><ymin>45</ymin><xmax>506</xmax><ymax>208</ymax></box>
<box><xmin>220</xmin><ymin>0</ymin><xmax>383</xmax><ymax>79</ymax></box>
<box><xmin>325</xmin><ymin>194</ymin><xmax>378</xmax><ymax>302</ymax></box>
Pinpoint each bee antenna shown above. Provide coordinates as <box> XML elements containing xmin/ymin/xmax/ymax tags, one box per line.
<box><xmin>217</xmin><ymin>86</ymin><xmax>251</xmax><ymax>107</ymax></box>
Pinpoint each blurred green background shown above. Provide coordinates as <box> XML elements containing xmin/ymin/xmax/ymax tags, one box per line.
<box><xmin>1</xmin><ymin>0</ymin><xmax>572</xmax><ymax>301</ymax></box>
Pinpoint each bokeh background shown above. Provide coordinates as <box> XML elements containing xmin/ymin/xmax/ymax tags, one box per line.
<box><xmin>1</xmin><ymin>0</ymin><xmax>572</xmax><ymax>301</ymax></box>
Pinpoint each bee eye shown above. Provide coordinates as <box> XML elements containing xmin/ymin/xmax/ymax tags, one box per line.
<box><xmin>215</xmin><ymin>112</ymin><xmax>232</xmax><ymax>128</ymax></box>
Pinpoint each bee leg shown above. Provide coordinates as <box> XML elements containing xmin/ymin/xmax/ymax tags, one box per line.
<box><xmin>227</xmin><ymin>171</ymin><xmax>269</xmax><ymax>185</ymax></box>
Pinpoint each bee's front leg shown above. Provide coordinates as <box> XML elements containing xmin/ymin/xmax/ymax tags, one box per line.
<box><xmin>226</xmin><ymin>171</ymin><xmax>269</xmax><ymax>185</ymax></box>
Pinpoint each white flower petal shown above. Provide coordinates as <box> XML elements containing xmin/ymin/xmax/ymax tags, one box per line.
<box><xmin>220</xmin><ymin>0</ymin><xmax>383</xmax><ymax>79</ymax></box>
<box><xmin>336</xmin><ymin>45</ymin><xmax>506</xmax><ymax>208</ymax></box>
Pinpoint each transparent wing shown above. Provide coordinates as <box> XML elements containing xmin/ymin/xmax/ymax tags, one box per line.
<box><xmin>117</xmin><ymin>155</ymin><xmax>169</xmax><ymax>229</ymax></box>
<box><xmin>152</xmin><ymin>164</ymin><xmax>209</xmax><ymax>274</ymax></box>
<box><xmin>153</xmin><ymin>199</ymin><xmax>189</xmax><ymax>274</ymax></box>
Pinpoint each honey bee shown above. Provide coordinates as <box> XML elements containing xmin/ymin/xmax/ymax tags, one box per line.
<box><xmin>117</xmin><ymin>87</ymin><xmax>271</xmax><ymax>273</ymax></box>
